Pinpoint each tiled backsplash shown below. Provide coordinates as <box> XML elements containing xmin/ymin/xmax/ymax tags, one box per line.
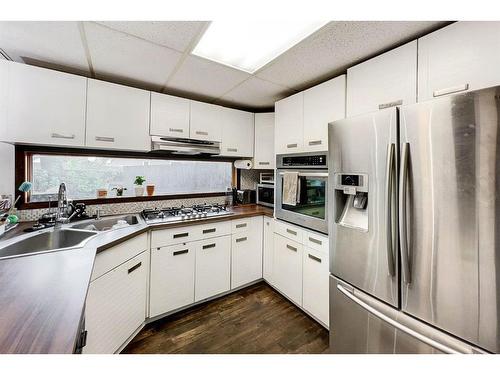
<box><xmin>16</xmin><ymin>196</ymin><xmax>226</xmax><ymax>222</ymax></box>
<box><xmin>240</xmin><ymin>169</ymin><xmax>272</xmax><ymax>190</ymax></box>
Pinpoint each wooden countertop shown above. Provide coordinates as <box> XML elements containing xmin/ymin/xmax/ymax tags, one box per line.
<box><xmin>0</xmin><ymin>204</ymin><xmax>273</xmax><ymax>354</ymax></box>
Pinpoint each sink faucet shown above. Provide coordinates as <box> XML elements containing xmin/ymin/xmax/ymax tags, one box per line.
<box><xmin>54</xmin><ymin>183</ymin><xmax>77</xmax><ymax>228</ymax></box>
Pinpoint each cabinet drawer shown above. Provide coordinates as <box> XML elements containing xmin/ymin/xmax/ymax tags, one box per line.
<box><xmin>150</xmin><ymin>242</ymin><xmax>195</xmax><ymax>317</ymax></box>
<box><xmin>231</xmin><ymin>216</ymin><xmax>262</xmax><ymax>234</ymax></box>
<box><xmin>303</xmin><ymin>230</ymin><xmax>329</xmax><ymax>254</ymax></box>
<box><xmin>92</xmin><ymin>233</ymin><xmax>148</xmax><ymax>281</ymax></box>
<box><xmin>194</xmin><ymin>220</ymin><xmax>231</xmax><ymax>239</ymax></box>
<box><xmin>151</xmin><ymin>226</ymin><xmax>196</xmax><ymax>248</ymax></box>
<box><xmin>274</xmin><ymin>220</ymin><xmax>304</xmax><ymax>243</ymax></box>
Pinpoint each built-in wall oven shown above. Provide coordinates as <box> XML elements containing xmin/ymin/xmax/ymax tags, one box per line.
<box><xmin>276</xmin><ymin>152</ymin><xmax>328</xmax><ymax>234</ymax></box>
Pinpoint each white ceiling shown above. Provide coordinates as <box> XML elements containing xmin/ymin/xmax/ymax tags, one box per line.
<box><xmin>0</xmin><ymin>21</ymin><xmax>449</xmax><ymax>111</ymax></box>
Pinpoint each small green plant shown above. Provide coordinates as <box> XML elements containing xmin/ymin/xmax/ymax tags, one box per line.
<box><xmin>134</xmin><ymin>176</ymin><xmax>146</xmax><ymax>186</ymax></box>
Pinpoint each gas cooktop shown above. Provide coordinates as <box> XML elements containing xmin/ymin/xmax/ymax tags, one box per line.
<box><xmin>141</xmin><ymin>203</ymin><xmax>233</xmax><ymax>224</ymax></box>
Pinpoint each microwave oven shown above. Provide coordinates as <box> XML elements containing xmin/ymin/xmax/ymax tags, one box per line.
<box><xmin>257</xmin><ymin>184</ymin><xmax>274</xmax><ymax>208</ymax></box>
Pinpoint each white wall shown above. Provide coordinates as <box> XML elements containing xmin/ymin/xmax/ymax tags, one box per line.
<box><xmin>0</xmin><ymin>142</ymin><xmax>15</xmax><ymax>199</ymax></box>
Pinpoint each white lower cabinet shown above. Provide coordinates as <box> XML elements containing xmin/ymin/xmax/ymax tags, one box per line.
<box><xmin>273</xmin><ymin>233</ymin><xmax>303</xmax><ymax>306</ymax></box>
<box><xmin>231</xmin><ymin>216</ymin><xmax>263</xmax><ymax>289</ymax></box>
<box><xmin>194</xmin><ymin>236</ymin><xmax>231</xmax><ymax>302</ymax></box>
<box><xmin>150</xmin><ymin>242</ymin><xmax>195</xmax><ymax>317</ymax></box>
<box><xmin>262</xmin><ymin>217</ymin><xmax>275</xmax><ymax>285</ymax></box>
<box><xmin>84</xmin><ymin>250</ymin><xmax>148</xmax><ymax>354</ymax></box>
<box><xmin>302</xmin><ymin>246</ymin><xmax>329</xmax><ymax>327</ymax></box>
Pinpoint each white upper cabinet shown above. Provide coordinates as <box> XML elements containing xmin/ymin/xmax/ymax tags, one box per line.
<box><xmin>219</xmin><ymin>107</ymin><xmax>254</xmax><ymax>157</ymax></box>
<box><xmin>303</xmin><ymin>75</ymin><xmax>346</xmax><ymax>151</ymax></box>
<box><xmin>253</xmin><ymin>112</ymin><xmax>275</xmax><ymax>169</ymax></box>
<box><xmin>86</xmin><ymin>79</ymin><xmax>151</xmax><ymax>151</ymax></box>
<box><xmin>275</xmin><ymin>92</ymin><xmax>304</xmax><ymax>154</ymax></box>
<box><xmin>346</xmin><ymin>41</ymin><xmax>417</xmax><ymax>117</ymax></box>
<box><xmin>418</xmin><ymin>22</ymin><xmax>500</xmax><ymax>101</ymax></box>
<box><xmin>150</xmin><ymin>92</ymin><xmax>190</xmax><ymax>138</ymax></box>
<box><xmin>0</xmin><ymin>60</ymin><xmax>86</xmax><ymax>146</ymax></box>
<box><xmin>190</xmin><ymin>101</ymin><xmax>222</xmax><ymax>142</ymax></box>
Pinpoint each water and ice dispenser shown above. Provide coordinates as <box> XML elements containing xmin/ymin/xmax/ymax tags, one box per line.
<box><xmin>333</xmin><ymin>173</ymin><xmax>369</xmax><ymax>232</ymax></box>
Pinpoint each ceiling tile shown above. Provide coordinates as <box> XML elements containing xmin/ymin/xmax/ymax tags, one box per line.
<box><xmin>256</xmin><ymin>21</ymin><xmax>449</xmax><ymax>90</ymax></box>
<box><xmin>96</xmin><ymin>21</ymin><xmax>209</xmax><ymax>52</ymax></box>
<box><xmin>167</xmin><ymin>55</ymin><xmax>250</xmax><ymax>100</ymax></box>
<box><xmin>218</xmin><ymin>77</ymin><xmax>295</xmax><ymax>109</ymax></box>
<box><xmin>0</xmin><ymin>21</ymin><xmax>89</xmax><ymax>74</ymax></box>
<box><xmin>84</xmin><ymin>22</ymin><xmax>182</xmax><ymax>90</ymax></box>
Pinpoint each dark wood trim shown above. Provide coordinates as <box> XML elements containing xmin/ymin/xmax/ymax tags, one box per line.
<box><xmin>15</xmin><ymin>144</ymin><xmax>238</xmax><ymax>210</ymax></box>
<box><xmin>20</xmin><ymin>192</ymin><xmax>226</xmax><ymax>210</ymax></box>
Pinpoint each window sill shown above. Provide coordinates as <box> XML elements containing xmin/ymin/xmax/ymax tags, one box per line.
<box><xmin>19</xmin><ymin>192</ymin><xmax>227</xmax><ymax>210</ymax></box>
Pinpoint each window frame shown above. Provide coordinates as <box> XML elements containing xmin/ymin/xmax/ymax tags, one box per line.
<box><xmin>15</xmin><ymin>145</ymin><xmax>237</xmax><ymax>210</ymax></box>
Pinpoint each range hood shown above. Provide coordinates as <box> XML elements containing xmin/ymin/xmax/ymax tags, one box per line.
<box><xmin>150</xmin><ymin>136</ymin><xmax>221</xmax><ymax>155</ymax></box>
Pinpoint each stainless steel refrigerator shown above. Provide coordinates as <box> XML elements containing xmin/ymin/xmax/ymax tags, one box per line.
<box><xmin>328</xmin><ymin>86</ymin><xmax>500</xmax><ymax>354</ymax></box>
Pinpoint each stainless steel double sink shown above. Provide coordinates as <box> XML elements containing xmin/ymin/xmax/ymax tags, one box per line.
<box><xmin>0</xmin><ymin>214</ymin><xmax>141</xmax><ymax>261</ymax></box>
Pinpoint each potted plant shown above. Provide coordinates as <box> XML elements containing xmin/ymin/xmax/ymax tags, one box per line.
<box><xmin>112</xmin><ymin>187</ymin><xmax>127</xmax><ymax>197</ymax></box>
<box><xmin>134</xmin><ymin>176</ymin><xmax>146</xmax><ymax>196</ymax></box>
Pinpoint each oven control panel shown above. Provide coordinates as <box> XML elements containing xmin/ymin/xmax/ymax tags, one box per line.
<box><xmin>277</xmin><ymin>152</ymin><xmax>328</xmax><ymax>168</ymax></box>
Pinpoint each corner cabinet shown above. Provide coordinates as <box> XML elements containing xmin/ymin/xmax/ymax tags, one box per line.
<box><xmin>262</xmin><ymin>217</ymin><xmax>275</xmax><ymax>285</ymax></box>
<box><xmin>85</xmin><ymin>79</ymin><xmax>151</xmax><ymax>151</ymax></box>
<box><xmin>346</xmin><ymin>41</ymin><xmax>417</xmax><ymax>117</ymax></box>
<box><xmin>219</xmin><ymin>107</ymin><xmax>255</xmax><ymax>157</ymax></box>
<box><xmin>418</xmin><ymin>21</ymin><xmax>500</xmax><ymax>101</ymax></box>
<box><xmin>150</xmin><ymin>92</ymin><xmax>190</xmax><ymax>138</ymax></box>
<box><xmin>0</xmin><ymin>60</ymin><xmax>87</xmax><ymax>146</ymax></box>
<box><xmin>253</xmin><ymin>113</ymin><xmax>275</xmax><ymax>169</ymax></box>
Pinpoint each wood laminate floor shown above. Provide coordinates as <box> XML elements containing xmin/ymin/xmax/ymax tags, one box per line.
<box><xmin>122</xmin><ymin>282</ymin><xmax>329</xmax><ymax>354</ymax></box>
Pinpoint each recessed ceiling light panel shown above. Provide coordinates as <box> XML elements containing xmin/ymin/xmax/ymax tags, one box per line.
<box><xmin>192</xmin><ymin>20</ymin><xmax>328</xmax><ymax>73</ymax></box>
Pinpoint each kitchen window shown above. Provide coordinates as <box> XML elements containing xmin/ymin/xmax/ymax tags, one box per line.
<box><xmin>22</xmin><ymin>151</ymin><xmax>233</xmax><ymax>204</ymax></box>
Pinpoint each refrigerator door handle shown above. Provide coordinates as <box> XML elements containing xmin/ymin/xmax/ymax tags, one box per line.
<box><xmin>336</xmin><ymin>284</ymin><xmax>466</xmax><ymax>354</ymax></box>
<box><xmin>399</xmin><ymin>142</ymin><xmax>411</xmax><ymax>284</ymax></box>
<box><xmin>385</xmin><ymin>143</ymin><xmax>396</xmax><ymax>276</ymax></box>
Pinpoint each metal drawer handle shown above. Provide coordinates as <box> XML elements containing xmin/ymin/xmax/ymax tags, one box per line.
<box><xmin>236</xmin><ymin>237</ymin><xmax>247</xmax><ymax>243</ymax></box>
<box><xmin>308</xmin><ymin>236</ymin><xmax>322</xmax><ymax>245</ymax></box>
<box><xmin>128</xmin><ymin>262</ymin><xmax>142</xmax><ymax>274</ymax></box>
<box><xmin>308</xmin><ymin>140</ymin><xmax>322</xmax><ymax>146</ymax></box>
<box><xmin>308</xmin><ymin>254</ymin><xmax>322</xmax><ymax>263</ymax></box>
<box><xmin>173</xmin><ymin>249</ymin><xmax>189</xmax><ymax>256</ymax></box>
<box><xmin>196</xmin><ymin>131</ymin><xmax>208</xmax><ymax>136</ymax></box>
<box><xmin>95</xmin><ymin>136</ymin><xmax>115</xmax><ymax>142</ymax></box>
<box><xmin>235</xmin><ymin>223</ymin><xmax>247</xmax><ymax>229</ymax></box>
<box><xmin>202</xmin><ymin>243</ymin><xmax>216</xmax><ymax>250</ymax></box>
<box><xmin>286</xmin><ymin>244</ymin><xmax>297</xmax><ymax>252</ymax></box>
<box><xmin>51</xmin><ymin>133</ymin><xmax>75</xmax><ymax>139</ymax></box>
<box><xmin>173</xmin><ymin>232</ymin><xmax>189</xmax><ymax>239</ymax></box>
<box><xmin>433</xmin><ymin>83</ymin><xmax>469</xmax><ymax>97</ymax></box>
<box><xmin>378</xmin><ymin>99</ymin><xmax>403</xmax><ymax>110</ymax></box>
<box><xmin>203</xmin><ymin>228</ymin><xmax>216</xmax><ymax>234</ymax></box>
<box><xmin>227</xmin><ymin>148</ymin><xmax>238</xmax><ymax>152</ymax></box>
<box><xmin>169</xmin><ymin>128</ymin><xmax>184</xmax><ymax>133</ymax></box>
<box><xmin>259</xmin><ymin>162</ymin><xmax>270</xmax><ymax>165</ymax></box>
<box><xmin>286</xmin><ymin>228</ymin><xmax>297</xmax><ymax>236</ymax></box>
<box><xmin>286</xmin><ymin>143</ymin><xmax>298</xmax><ymax>148</ymax></box>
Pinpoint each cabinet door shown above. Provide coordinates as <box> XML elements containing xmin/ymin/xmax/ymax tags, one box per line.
<box><xmin>273</xmin><ymin>233</ymin><xmax>303</xmax><ymax>306</ymax></box>
<box><xmin>254</xmin><ymin>113</ymin><xmax>275</xmax><ymax>169</ymax></box>
<box><xmin>231</xmin><ymin>216</ymin><xmax>263</xmax><ymax>289</ymax></box>
<box><xmin>275</xmin><ymin>92</ymin><xmax>304</xmax><ymax>154</ymax></box>
<box><xmin>190</xmin><ymin>101</ymin><xmax>222</xmax><ymax>142</ymax></box>
<box><xmin>303</xmin><ymin>75</ymin><xmax>345</xmax><ymax>152</ymax></box>
<box><xmin>263</xmin><ymin>217</ymin><xmax>275</xmax><ymax>285</ymax></box>
<box><xmin>0</xmin><ymin>60</ymin><xmax>86</xmax><ymax>146</ymax></box>
<box><xmin>418</xmin><ymin>21</ymin><xmax>500</xmax><ymax>101</ymax></box>
<box><xmin>86</xmin><ymin>79</ymin><xmax>150</xmax><ymax>151</ymax></box>
<box><xmin>194</xmin><ymin>236</ymin><xmax>231</xmax><ymax>302</ymax></box>
<box><xmin>346</xmin><ymin>41</ymin><xmax>417</xmax><ymax>117</ymax></box>
<box><xmin>303</xmin><ymin>246</ymin><xmax>329</xmax><ymax>327</ymax></box>
<box><xmin>84</xmin><ymin>251</ymin><xmax>148</xmax><ymax>354</ymax></box>
<box><xmin>150</xmin><ymin>92</ymin><xmax>190</xmax><ymax>138</ymax></box>
<box><xmin>150</xmin><ymin>242</ymin><xmax>195</xmax><ymax>317</ymax></box>
<box><xmin>219</xmin><ymin>107</ymin><xmax>254</xmax><ymax>157</ymax></box>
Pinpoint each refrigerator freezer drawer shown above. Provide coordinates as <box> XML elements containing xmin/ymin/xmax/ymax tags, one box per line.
<box><xmin>329</xmin><ymin>275</ymin><xmax>487</xmax><ymax>354</ymax></box>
